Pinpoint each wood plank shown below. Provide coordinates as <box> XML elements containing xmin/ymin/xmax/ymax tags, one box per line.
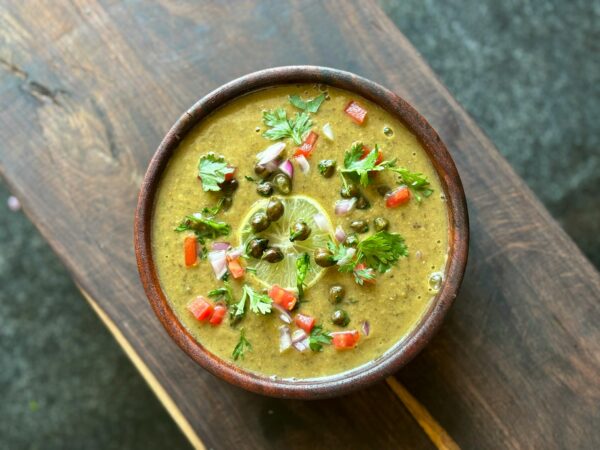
<box><xmin>0</xmin><ymin>0</ymin><xmax>598</xmax><ymax>449</ymax></box>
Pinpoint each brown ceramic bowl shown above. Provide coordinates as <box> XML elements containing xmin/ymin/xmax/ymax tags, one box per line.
<box><xmin>135</xmin><ymin>66</ymin><xmax>468</xmax><ymax>399</ymax></box>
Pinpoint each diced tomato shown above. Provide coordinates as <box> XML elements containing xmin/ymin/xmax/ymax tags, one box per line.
<box><xmin>226</xmin><ymin>256</ymin><xmax>245</xmax><ymax>279</ymax></box>
<box><xmin>344</xmin><ymin>100</ymin><xmax>368</xmax><ymax>125</ymax></box>
<box><xmin>186</xmin><ymin>296</ymin><xmax>214</xmax><ymax>321</ymax></box>
<box><xmin>353</xmin><ymin>263</ymin><xmax>376</xmax><ymax>285</ymax></box>
<box><xmin>209</xmin><ymin>305</ymin><xmax>227</xmax><ymax>325</ymax></box>
<box><xmin>385</xmin><ymin>185</ymin><xmax>411</xmax><ymax>208</ymax></box>
<box><xmin>294</xmin><ymin>314</ymin><xmax>315</xmax><ymax>333</ymax></box>
<box><xmin>224</xmin><ymin>166</ymin><xmax>236</xmax><ymax>182</ymax></box>
<box><xmin>360</xmin><ymin>145</ymin><xmax>383</xmax><ymax>166</ymax></box>
<box><xmin>184</xmin><ymin>236</ymin><xmax>198</xmax><ymax>267</ymax></box>
<box><xmin>332</xmin><ymin>330</ymin><xmax>360</xmax><ymax>349</ymax></box>
<box><xmin>268</xmin><ymin>285</ymin><xmax>297</xmax><ymax>311</ymax></box>
<box><xmin>293</xmin><ymin>131</ymin><xmax>319</xmax><ymax>158</ymax></box>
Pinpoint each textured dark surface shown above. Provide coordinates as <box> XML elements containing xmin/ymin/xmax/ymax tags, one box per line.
<box><xmin>0</xmin><ymin>0</ymin><xmax>598</xmax><ymax>448</ymax></box>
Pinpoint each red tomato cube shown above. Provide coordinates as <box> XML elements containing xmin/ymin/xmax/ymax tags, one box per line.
<box><xmin>344</xmin><ymin>101</ymin><xmax>368</xmax><ymax>124</ymax></box>
<box><xmin>294</xmin><ymin>314</ymin><xmax>315</xmax><ymax>333</ymax></box>
<box><xmin>186</xmin><ymin>296</ymin><xmax>214</xmax><ymax>321</ymax></box>
<box><xmin>209</xmin><ymin>305</ymin><xmax>227</xmax><ymax>325</ymax></box>
<box><xmin>268</xmin><ymin>285</ymin><xmax>297</xmax><ymax>311</ymax></box>
<box><xmin>332</xmin><ymin>330</ymin><xmax>360</xmax><ymax>349</ymax></box>
<box><xmin>385</xmin><ymin>186</ymin><xmax>411</xmax><ymax>208</ymax></box>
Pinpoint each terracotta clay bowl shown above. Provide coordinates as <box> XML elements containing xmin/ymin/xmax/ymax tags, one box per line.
<box><xmin>134</xmin><ymin>66</ymin><xmax>469</xmax><ymax>399</ymax></box>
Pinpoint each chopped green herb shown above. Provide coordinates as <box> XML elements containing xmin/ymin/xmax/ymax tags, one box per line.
<box><xmin>174</xmin><ymin>213</ymin><xmax>231</xmax><ymax>244</ymax></box>
<box><xmin>389</xmin><ymin>167</ymin><xmax>434</xmax><ymax>202</ymax></box>
<box><xmin>244</xmin><ymin>175</ymin><xmax>258</xmax><ymax>183</ymax></box>
<box><xmin>201</xmin><ymin>197</ymin><xmax>225</xmax><ymax>216</ymax></box>
<box><xmin>28</xmin><ymin>400</ymin><xmax>39</xmax><ymax>412</ymax></box>
<box><xmin>308</xmin><ymin>326</ymin><xmax>332</xmax><ymax>352</ymax></box>
<box><xmin>353</xmin><ymin>266</ymin><xmax>377</xmax><ymax>285</ymax></box>
<box><xmin>207</xmin><ymin>280</ymin><xmax>234</xmax><ymax>306</ymax></box>
<box><xmin>296</xmin><ymin>253</ymin><xmax>310</xmax><ymax>299</ymax></box>
<box><xmin>197</xmin><ymin>153</ymin><xmax>235</xmax><ymax>192</ymax></box>
<box><xmin>289</xmin><ymin>93</ymin><xmax>326</xmax><ymax>113</ymax></box>
<box><xmin>262</xmin><ymin>108</ymin><xmax>312</xmax><ymax>145</ymax></box>
<box><xmin>243</xmin><ymin>285</ymin><xmax>272</xmax><ymax>315</ymax></box>
<box><xmin>230</xmin><ymin>293</ymin><xmax>246</xmax><ymax>322</ymax></box>
<box><xmin>232</xmin><ymin>328</ymin><xmax>251</xmax><ymax>360</ymax></box>
<box><xmin>341</xmin><ymin>142</ymin><xmax>394</xmax><ymax>187</ymax></box>
<box><xmin>356</xmin><ymin>231</ymin><xmax>408</xmax><ymax>273</ymax></box>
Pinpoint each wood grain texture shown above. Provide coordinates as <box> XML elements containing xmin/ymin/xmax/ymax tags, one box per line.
<box><xmin>0</xmin><ymin>1</ymin><xmax>598</xmax><ymax>449</ymax></box>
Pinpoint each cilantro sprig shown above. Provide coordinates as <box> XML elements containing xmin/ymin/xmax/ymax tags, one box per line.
<box><xmin>243</xmin><ymin>285</ymin><xmax>272</xmax><ymax>315</ymax></box>
<box><xmin>207</xmin><ymin>280</ymin><xmax>234</xmax><ymax>306</ymax></box>
<box><xmin>229</xmin><ymin>284</ymin><xmax>272</xmax><ymax>323</ymax></box>
<box><xmin>232</xmin><ymin>328</ymin><xmax>251</xmax><ymax>361</ymax></box>
<box><xmin>389</xmin><ymin>167</ymin><xmax>434</xmax><ymax>202</ymax></box>
<box><xmin>329</xmin><ymin>231</ymin><xmax>408</xmax><ymax>284</ymax></box>
<box><xmin>289</xmin><ymin>93</ymin><xmax>326</xmax><ymax>113</ymax></box>
<box><xmin>174</xmin><ymin>213</ymin><xmax>230</xmax><ymax>243</ymax></box>
<box><xmin>341</xmin><ymin>142</ymin><xmax>394</xmax><ymax>187</ymax></box>
<box><xmin>262</xmin><ymin>108</ymin><xmax>312</xmax><ymax>145</ymax></box>
<box><xmin>296</xmin><ymin>253</ymin><xmax>310</xmax><ymax>299</ymax></box>
<box><xmin>308</xmin><ymin>326</ymin><xmax>332</xmax><ymax>352</ymax></box>
<box><xmin>197</xmin><ymin>153</ymin><xmax>235</xmax><ymax>192</ymax></box>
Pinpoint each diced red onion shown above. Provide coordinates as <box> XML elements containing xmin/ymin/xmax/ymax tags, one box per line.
<box><xmin>336</xmin><ymin>247</ymin><xmax>356</xmax><ymax>266</ymax></box>
<box><xmin>7</xmin><ymin>195</ymin><xmax>21</xmax><ymax>212</ymax></box>
<box><xmin>257</xmin><ymin>142</ymin><xmax>285</xmax><ymax>165</ymax></box>
<box><xmin>292</xmin><ymin>337</ymin><xmax>310</xmax><ymax>352</ymax></box>
<box><xmin>322</xmin><ymin>123</ymin><xmax>334</xmax><ymax>141</ymax></box>
<box><xmin>212</xmin><ymin>241</ymin><xmax>231</xmax><ymax>251</ymax></box>
<box><xmin>272</xmin><ymin>302</ymin><xmax>292</xmax><ymax>324</ymax></box>
<box><xmin>295</xmin><ymin>155</ymin><xmax>310</xmax><ymax>174</ymax></box>
<box><xmin>227</xmin><ymin>245</ymin><xmax>244</xmax><ymax>259</ymax></box>
<box><xmin>291</xmin><ymin>329</ymin><xmax>307</xmax><ymax>343</ymax></box>
<box><xmin>313</xmin><ymin>213</ymin><xmax>329</xmax><ymax>232</ymax></box>
<box><xmin>265</xmin><ymin>160</ymin><xmax>279</xmax><ymax>172</ymax></box>
<box><xmin>208</xmin><ymin>250</ymin><xmax>227</xmax><ymax>279</ymax></box>
<box><xmin>279</xmin><ymin>325</ymin><xmax>292</xmax><ymax>352</ymax></box>
<box><xmin>361</xmin><ymin>320</ymin><xmax>370</xmax><ymax>336</ymax></box>
<box><xmin>334</xmin><ymin>225</ymin><xmax>347</xmax><ymax>243</ymax></box>
<box><xmin>334</xmin><ymin>198</ymin><xmax>356</xmax><ymax>216</ymax></box>
<box><xmin>278</xmin><ymin>159</ymin><xmax>294</xmax><ymax>179</ymax></box>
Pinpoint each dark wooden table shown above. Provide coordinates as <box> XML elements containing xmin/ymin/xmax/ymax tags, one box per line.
<box><xmin>1</xmin><ymin>2</ymin><xmax>599</xmax><ymax>449</ymax></box>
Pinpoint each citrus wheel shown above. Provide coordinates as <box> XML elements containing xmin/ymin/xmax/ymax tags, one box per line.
<box><xmin>239</xmin><ymin>195</ymin><xmax>333</xmax><ymax>290</ymax></box>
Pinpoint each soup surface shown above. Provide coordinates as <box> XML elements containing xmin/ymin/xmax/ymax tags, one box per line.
<box><xmin>152</xmin><ymin>84</ymin><xmax>448</xmax><ymax>379</ymax></box>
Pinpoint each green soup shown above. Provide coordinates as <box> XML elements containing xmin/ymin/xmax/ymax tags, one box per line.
<box><xmin>152</xmin><ymin>84</ymin><xmax>448</xmax><ymax>379</ymax></box>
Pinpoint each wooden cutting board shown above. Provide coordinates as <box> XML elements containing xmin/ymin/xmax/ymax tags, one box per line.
<box><xmin>1</xmin><ymin>1</ymin><xmax>598</xmax><ymax>448</ymax></box>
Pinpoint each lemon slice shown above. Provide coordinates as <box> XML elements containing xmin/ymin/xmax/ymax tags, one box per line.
<box><xmin>239</xmin><ymin>195</ymin><xmax>333</xmax><ymax>290</ymax></box>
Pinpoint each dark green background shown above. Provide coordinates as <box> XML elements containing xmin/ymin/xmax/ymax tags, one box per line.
<box><xmin>1</xmin><ymin>1</ymin><xmax>598</xmax><ymax>448</ymax></box>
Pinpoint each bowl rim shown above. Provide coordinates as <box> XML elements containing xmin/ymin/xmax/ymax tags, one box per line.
<box><xmin>134</xmin><ymin>65</ymin><xmax>469</xmax><ymax>399</ymax></box>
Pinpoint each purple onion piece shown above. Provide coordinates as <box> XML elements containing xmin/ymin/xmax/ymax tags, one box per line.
<box><xmin>334</xmin><ymin>198</ymin><xmax>357</xmax><ymax>216</ymax></box>
<box><xmin>272</xmin><ymin>302</ymin><xmax>292</xmax><ymax>323</ymax></box>
<box><xmin>334</xmin><ymin>225</ymin><xmax>347</xmax><ymax>243</ymax></box>
<box><xmin>256</xmin><ymin>142</ymin><xmax>285</xmax><ymax>165</ymax></box>
<box><xmin>295</xmin><ymin>155</ymin><xmax>310</xmax><ymax>174</ymax></box>
<box><xmin>207</xmin><ymin>250</ymin><xmax>227</xmax><ymax>279</ymax></box>
<box><xmin>279</xmin><ymin>325</ymin><xmax>292</xmax><ymax>352</ymax></box>
<box><xmin>291</xmin><ymin>329</ymin><xmax>308</xmax><ymax>344</ymax></box>
<box><xmin>361</xmin><ymin>320</ymin><xmax>370</xmax><ymax>336</ymax></box>
<box><xmin>278</xmin><ymin>159</ymin><xmax>294</xmax><ymax>179</ymax></box>
<box><xmin>292</xmin><ymin>337</ymin><xmax>309</xmax><ymax>352</ymax></box>
<box><xmin>212</xmin><ymin>241</ymin><xmax>231</xmax><ymax>251</ymax></box>
<box><xmin>336</xmin><ymin>247</ymin><xmax>356</xmax><ymax>266</ymax></box>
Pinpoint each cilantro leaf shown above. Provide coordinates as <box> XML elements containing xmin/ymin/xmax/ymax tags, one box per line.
<box><xmin>243</xmin><ymin>285</ymin><xmax>272</xmax><ymax>315</ymax></box>
<box><xmin>262</xmin><ymin>108</ymin><xmax>312</xmax><ymax>145</ymax></box>
<box><xmin>207</xmin><ymin>280</ymin><xmax>234</xmax><ymax>306</ymax></box>
<box><xmin>356</xmin><ymin>231</ymin><xmax>408</xmax><ymax>273</ymax></box>
<box><xmin>230</xmin><ymin>293</ymin><xmax>247</xmax><ymax>323</ymax></box>
<box><xmin>201</xmin><ymin>197</ymin><xmax>225</xmax><ymax>216</ymax></box>
<box><xmin>341</xmin><ymin>142</ymin><xmax>394</xmax><ymax>186</ymax></box>
<box><xmin>308</xmin><ymin>326</ymin><xmax>332</xmax><ymax>352</ymax></box>
<box><xmin>389</xmin><ymin>167</ymin><xmax>434</xmax><ymax>202</ymax></box>
<box><xmin>174</xmin><ymin>213</ymin><xmax>231</xmax><ymax>244</ymax></box>
<box><xmin>232</xmin><ymin>328</ymin><xmax>251</xmax><ymax>360</ymax></box>
<box><xmin>353</xmin><ymin>266</ymin><xmax>377</xmax><ymax>285</ymax></box>
<box><xmin>296</xmin><ymin>253</ymin><xmax>310</xmax><ymax>299</ymax></box>
<box><xmin>198</xmin><ymin>153</ymin><xmax>235</xmax><ymax>192</ymax></box>
<box><xmin>289</xmin><ymin>93</ymin><xmax>326</xmax><ymax>113</ymax></box>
